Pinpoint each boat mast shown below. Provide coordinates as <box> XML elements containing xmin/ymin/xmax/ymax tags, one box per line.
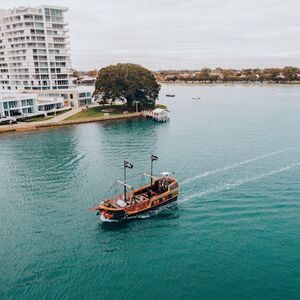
<box><xmin>124</xmin><ymin>160</ymin><xmax>133</xmax><ymax>202</ymax></box>
<box><xmin>151</xmin><ymin>155</ymin><xmax>158</xmax><ymax>187</ymax></box>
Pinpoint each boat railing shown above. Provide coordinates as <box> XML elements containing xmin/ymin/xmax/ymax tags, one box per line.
<box><xmin>126</xmin><ymin>199</ymin><xmax>150</xmax><ymax>212</ymax></box>
<box><xmin>142</xmin><ymin>110</ymin><xmax>170</xmax><ymax>122</ymax></box>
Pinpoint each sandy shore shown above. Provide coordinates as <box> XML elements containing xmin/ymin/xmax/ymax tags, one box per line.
<box><xmin>0</xmin><ymin>112</ymin><xmax>144</xmax><ymax>134</ymax></box>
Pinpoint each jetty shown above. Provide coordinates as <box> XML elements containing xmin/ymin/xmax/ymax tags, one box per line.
<box><xmin>143</xmin><ymin>108</ymin><xmax>170</xmax><ymax>122</ymax></box>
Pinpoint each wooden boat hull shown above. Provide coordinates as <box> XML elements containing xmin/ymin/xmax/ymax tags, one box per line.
<box><xmin>93</xmin><ymin>175</ymin><xmax>179</xmax><ymax>221</ymax></box>
<box><xmin>99</xmin><ymin>195</ymin><xmax>178</xmax><ymax>221</ymax></box>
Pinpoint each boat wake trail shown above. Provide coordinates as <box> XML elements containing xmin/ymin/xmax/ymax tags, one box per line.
<box><xmin>182</xmin><ymin>147</ymin><xmax>296</xmax><ymax>185</ymax></box>
<box><xmin>180</xmin><ymin>162</ymin><xmax>300</xmax><ymax>203</ymax></box>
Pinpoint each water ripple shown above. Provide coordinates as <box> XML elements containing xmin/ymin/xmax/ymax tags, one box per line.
<box><xmin>182</xmin><ymin>147</ymin><xmax>298</xmax><ymax>185</ymax></box>
<box><xmin>180</xmin><ymin>161</ymin><xmax>300</xmax><ymax>203</ymax></box>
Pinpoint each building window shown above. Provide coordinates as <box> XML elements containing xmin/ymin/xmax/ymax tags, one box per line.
<box><xmin>8</xmin><ymin>101</ymin><xmax>18</xmax><ymax>108</ymax></box>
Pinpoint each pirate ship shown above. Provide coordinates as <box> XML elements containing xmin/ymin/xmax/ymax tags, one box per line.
<box><xmin>91</xmin><ymin>155</ymin><xmax>179</xmax><ymax>221</ymax></box>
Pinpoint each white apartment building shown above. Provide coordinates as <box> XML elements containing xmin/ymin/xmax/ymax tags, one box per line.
<box><xmin>0</xmin><ymin>5</ymin><xmax>72</xmax><ymax>91</ymax></box>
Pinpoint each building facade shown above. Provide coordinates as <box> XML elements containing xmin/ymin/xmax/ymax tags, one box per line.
<box><xmin>33</xmin><ymin>85</ymin><xmax>94</xmax><ymax>108</ymax></box>
<box><xmin>0</xmin><ymin>5</ymin><xmax>72</xmax><ymax>91</ymax></box>
<box><xmin>0</xmin><ymin>92</ymin><xmax>65</xmax><ymax>120</ymax></box>
<box><xmin>0</xmin><ymin>92</ymin><xmax>37</xmax><ymax>118</ymax></box>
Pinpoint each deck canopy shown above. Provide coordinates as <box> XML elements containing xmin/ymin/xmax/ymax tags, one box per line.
<box><xmin>152</xmin><ymin>108</ymin><xmax>167</xmax><ymax>114</ymax></box>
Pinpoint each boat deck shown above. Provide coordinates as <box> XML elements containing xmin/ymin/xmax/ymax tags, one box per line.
<box><xmin>104</xmin><ymin>190</ymin><xmax>158</xmax><ymax>209</ymax></box>
<box><xmin>101</xmin><ymin>177</ymin><xmax>176</xmax><ymax>210</ymax></box>
<box><xmin>93</xmin><ymin>176</ymin><xmax>179</xmax><ymax>220</ymax></box>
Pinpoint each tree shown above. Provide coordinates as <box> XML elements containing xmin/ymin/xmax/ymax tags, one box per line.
<box><xmin>201</xmin><ymin>68</ymin><xmax>211</xmax><ymax>81</ymax></box>
<box><xmin>87</xmin><ymin>69</ymin><xmax>97</xmax><ymax>77</ymax></box>
<box><xmin>71</xmin><ymin>68</ymin><xmax>79</xmax><ymax>78</ymax></box>
<box><xmin>282</xmin><ymin>66</ymin><xmax>298</xmax><ymax>81</ymax></box>
<box><xmin>94</xmin><ymin>63</ymin><xmax>160</xmax><ymax>109</ymax></box>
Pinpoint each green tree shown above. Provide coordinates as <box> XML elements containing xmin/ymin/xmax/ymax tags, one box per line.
<box><xmin>94</xmin><ymin>63</ymin><xmax>160</xmax><ymax>109</ymax></box>
<box><xmin>263</xmin><ymin>68</ymin><xmax>281</xmax><ymax>81</ymax></box>
<box><xmin>282</xmin><ymin>66</ymin><xmax>299</xmax><ymax>81</ymax></box>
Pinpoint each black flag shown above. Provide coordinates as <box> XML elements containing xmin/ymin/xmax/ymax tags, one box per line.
<box><xmin>124</xmin><ymin>160</ymin><xmax>134</xmax><ymax>169</ymax></box>
<box><xmin>151</xmin><ymin>155</ymin><xmax>158</xmax><ymax>161</ymax></box>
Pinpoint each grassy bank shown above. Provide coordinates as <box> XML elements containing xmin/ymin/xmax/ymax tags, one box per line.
<box><xmin>155</xmin><ymin>104</ymin><xmax>168</xmax><ymax>109</ymax></box>
<box><xmin>66</xmin><ymin>104</ymin><xmax>167</xmax><ymax>122</ymax></box>
<box><xmin>66</xmin><ymin>104</ymin><xmax>131</xmax><ymax>121</ymax></box>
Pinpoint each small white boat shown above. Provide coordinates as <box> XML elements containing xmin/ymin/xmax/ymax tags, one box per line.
<box><xmin>192</xmin><ymin>96</ymin><xmax>201</xmax><ymax>100</ymax></box>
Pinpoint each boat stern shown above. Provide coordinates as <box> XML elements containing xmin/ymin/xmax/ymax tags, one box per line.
<box><xmin>93</xmin><ymin>203</ymin><xmax>127</xmax><ymax>221</ymax></box>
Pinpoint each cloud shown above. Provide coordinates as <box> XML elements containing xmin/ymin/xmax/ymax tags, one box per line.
<box><xmin>4</xmin><ymin>0</ymin><xmax>300</xmax><ymax>69</ymax></box>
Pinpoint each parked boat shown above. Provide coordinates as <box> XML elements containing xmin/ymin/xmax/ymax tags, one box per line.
<box><xmin>166</xmin><ymin>94</ymin><xmax>175</xmax><ymax>97</ymax></box>
<box><xmin>192</xmin><ymin>96</ymin><xmax>201</xmax><ymax>99</ymax></box>
<box><xmin>91</xmin><ymin>155</ymin><xmax>179</xmax><ymax>221</ymax></box>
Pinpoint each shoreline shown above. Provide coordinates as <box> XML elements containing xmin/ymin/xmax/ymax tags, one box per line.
<box><xmin>0</xmin><ymin>112</ymin><xmax>144</xmax><ymax>135</ymax></box>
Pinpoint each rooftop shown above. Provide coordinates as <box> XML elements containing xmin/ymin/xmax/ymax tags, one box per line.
<box><xmin>153</xmin><ymin>108</ymin><xmax>167</xmax><ymax>114</ymax></box>
<box><xmin>0</xmin><ymin>5</ymin><xmax>68</xmax><ymax>18</ymax></box>
<box><xmin>0</xmin><ymin>92</ymin><xmax>37</xmax><ymax>101</ymax></box>
<box><xmin>76</xmin><ymin>85</ymin><xmax>95</xmax><ymax>92</ymax></box>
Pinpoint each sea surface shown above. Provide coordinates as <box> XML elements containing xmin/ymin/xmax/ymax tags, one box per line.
<box><xmin>0</xmin><ymin>84</ymin><xmax>300</xmax><ymax>299</ymax></box>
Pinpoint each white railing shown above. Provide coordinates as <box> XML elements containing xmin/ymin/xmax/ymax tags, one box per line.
<box><xmin>142</xmin><ymin>110</ymin><xmax>170</xmax><ymax>122</ymax></box>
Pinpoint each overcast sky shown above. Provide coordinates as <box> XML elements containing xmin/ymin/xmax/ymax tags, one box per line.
<box><xmin>4</xmin><ymin>0</ymin><xmax>300</xmax><ymax>70</ymax></box>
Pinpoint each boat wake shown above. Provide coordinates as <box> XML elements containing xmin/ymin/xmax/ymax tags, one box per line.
<box><xmin>100</xmin><ymin>214</ymin><xmax>119</xmax><ymax>223</ymax></box>
<box><xmin>180</xmin><ymin>162</ymin><xmax>300</xmax><ymax>203</ymax></box>
<box><xmin>182</xmin><ymin>147</ymin><xmax>296</xmax><ymax>185</ymax></box>
<box><xmin>127</xmin><ymin>203</ymin><xmax>178</xmax><ymax>220</ymax></box>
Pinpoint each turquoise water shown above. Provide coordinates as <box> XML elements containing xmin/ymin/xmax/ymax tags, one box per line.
<box><xmin>1</xmin><ymin>84</ymin><xmax>300</xmax><ymax>299</ymax></box>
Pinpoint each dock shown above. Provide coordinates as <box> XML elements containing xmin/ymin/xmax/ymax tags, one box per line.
<box><xmin>143</xmin><ymin>108</ymin><xmax>170</xmax><ymax>122</ymax></box>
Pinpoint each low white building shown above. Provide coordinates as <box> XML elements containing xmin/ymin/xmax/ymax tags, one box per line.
<box><xmin>36</xmin><ymin>97</ymin><xmax>65</xmax><ymax>113</ymax></box>
<box><xmin>0</xmin><ymin>92</ymin><xmax>37</xmax><ymax>119</ymax></box>
<box><xmin>29</xmin><ymin>85</ymin><xmax>94</xmax><ymax>108</ymax></box>
<box><xmin>79</xmin><ymin>76</ymin><xmax>96</xmax><ymax>85</ymax></box>
<box><xmin>77</xmin><ymin>86</ymin><xmax>94</xmax><ymax>107</ymax></box>
<box><xmin>0</xmin><ymin>92</ymin><xmax>67</xmax><ymax>121</ymax></box>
